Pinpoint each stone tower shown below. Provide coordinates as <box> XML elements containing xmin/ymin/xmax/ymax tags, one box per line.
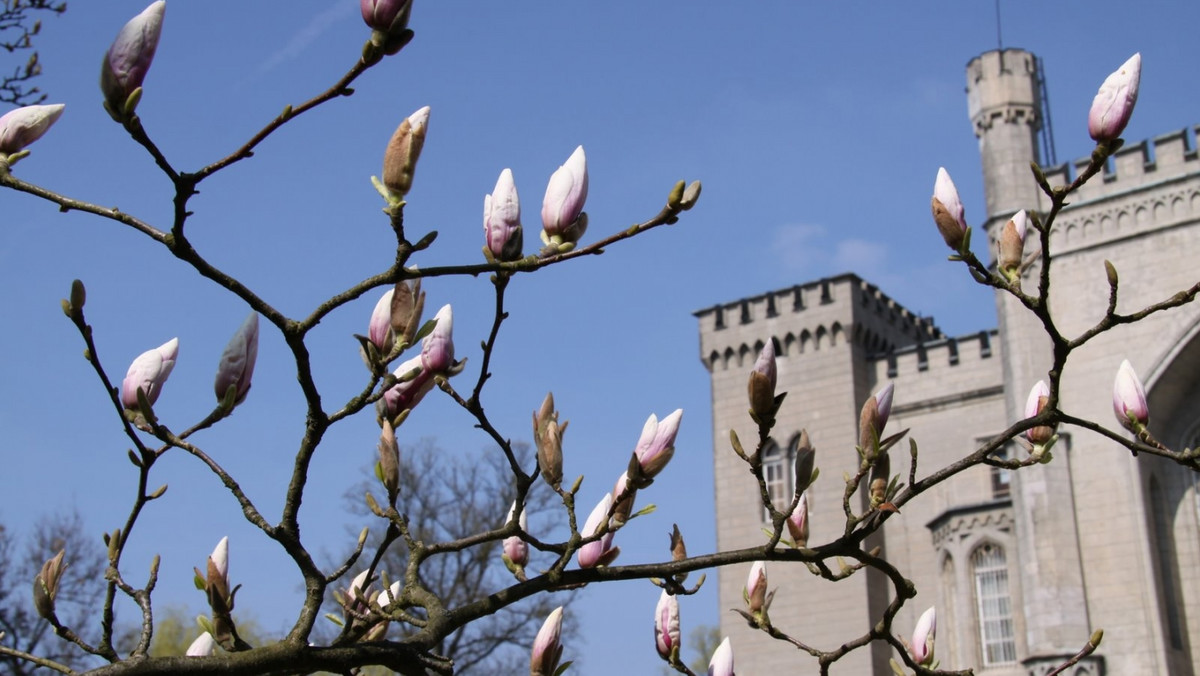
<box><xmin>699</xmin><ymin>47</ymin><xmax>1200</xmax><ymax>674</ymax></box>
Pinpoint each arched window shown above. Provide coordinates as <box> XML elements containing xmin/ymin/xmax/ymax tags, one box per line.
<box><xmin>972</xmin><ymin>543</ymin><xmax>1017</xmax><ymax>665</ymax></box>
<box><xmin>761</xmin><ymin>441</ymin><xmax>791</xmax><ymax>521</ymax></box>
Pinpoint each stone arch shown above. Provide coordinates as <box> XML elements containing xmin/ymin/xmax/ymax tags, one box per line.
<box><xmin>1191</xmin><ymin>190</ymin><xmax>1200</xmax><ymax>216</ymax></box>
<box><xmin>815</xmin><ymin>325</ymin><xmax>828</xmax><ymax>350</ymax></box>
<box><xmin>1173</xmin><ymin>196</ymin><xmax>1186</xmax><ymax>220</ymax></box>
<box><xmin>1064</xmin><ymin>222</ymin><xmax>1078</xmax><ymax>245</ymax></box>
<box><xmin>1100</xmin><ymin>213</ymin><xmax>1114</xmax><ymax>234</ymax></box>
<box><xmin>1082</xmin><ymin>218</ymin><xmax>1095</xmax><ymax>240</ymax></box>
<box><xmin>831</xmin><ymin>322</ymin><xmax>844</xmax><ymax>347</ymax></box>
<box><xmin>782</xmin><ymin>332</ymin><xmax>796</xmax><ymax>357</ymax></box>
<box><xmin>799</xmin><ymin>329</ymin><xmax>813</xmax><ymax>354</ymax></box>
<box><xmin>1154</xmin><ymin>200</ymin><xmax>1168</xmax><ymax>224</ymax></box>
<box><xmin>737</xmin><ymin>343</ymin><xmax>752</xmax><ymax>368</ymax></box>
<box><xmin>722</xmin><ymin>346</ymin><xmax>736</xmax><ymax>370</ymax></box>
<box><xmin>1118</xmin><ymin>209</ymin><xmax>1132</xmax><ymax>231</ymax></box>
<box><xmin>1136</xmin><ymin>205</ymin><xmax>1149</xmax><ymax>227</ymax></box>
<box><xmin>707</xmin><ymin>350</ymin><xmax>721</xmax><ymax>370</ymax></box>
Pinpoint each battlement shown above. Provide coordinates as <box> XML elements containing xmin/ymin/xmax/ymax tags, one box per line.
<box><xmin>695</xmin><ymin>274</ymin><xmax>945</xmax><ymax>371</ymax></box>
<box><xmin>1036</xmin><ymin>125</ymin><xmax>1200</xmax><ymax>255</ymax></box>
<box><xmin>1041</xmin><ymin>126</ymin><xmax>1200</xmax><ymax>204</ymax></box>
<box><xmin>868</xmin><ymin>330</ymin><xmax>1004</xmax><ymax>409</ymax></box>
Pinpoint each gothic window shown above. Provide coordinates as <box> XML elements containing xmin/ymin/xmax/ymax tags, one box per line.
<box><xmin>761</xmin><ymin>441</ymin><xmax>792</xmax><ymax>521</ymax></box>
<box><xmin>972</xmin><ymin>543</ymin><xmax>1017</xmax><ymax>666</ymax></box>
<box><xmin>989</xmin><ymin>446</ymin><xmax>1011</xmax><ymax>500</ymax></box>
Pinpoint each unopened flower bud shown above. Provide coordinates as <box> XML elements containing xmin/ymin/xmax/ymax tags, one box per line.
<box><xmin>858</xmin><ymin>382</ymin><xmax>894</xmax><ymax>457</ymax></box>
<box><xmin>631</xmin><ymin>409</ymin><xmax>683</xmax><ymax>486</ymax></box>
<box><xmin>1024</xmin><ymin>380</ymin><xmax>1055</xmax><ymax>445</ymax></box>
<box><xmin>746</xmin><ymin>561</ymin><xmax>768</xmax><ymax>615</ymax></box>
<box><xmin>122</xmin><ymin>338</ymin><xmax>179</xmax><ymax>410</ymax></box>
<box><xmin>611</xmin><ymin>471</ymin><xmax>636</xmax><ymax>524</ymax></box>
<box><xmin>793</xmin><ymin>430</ymin><xmax>815</xmax><ymax>494</ymax></box>
<box><xmin>708</xmin><ymin>637</ymin><xmax>734</xmax><ymax>676</ymax></box>
<box><xmin>577</xmin><ymin>493</ymin><xmax>619</xmax><ymax>568</ymax></box>
<box><xmin>100</xmin><ymin>1</ymin><xmax>165</xmax><ymax>121</ymax></box>
<box><xmin>503</xmin><ymin>501</ymin><xmax>529</xmax><ymax>568</ymax></box>
<box><xmin>998</xmin><ymin>210</ymin><xmax>1028</xmax><ymax>280</ymax></box>
<box><xmin>377</xmin><ymin>420</ymin><xmax>400</xmax><ymax>505</ymax></box>
<box><xmin>1113</xmin><ymin>359</ymin><xmax>1149</xmax><ymax>431</ymax></box>
<box><xmin>654</xmin><ymin>589</ymin><xmax>681</xmax><ymax>661</ymax></box>
<box><xmin>361</xmin><ymin>0</ymin><xmax>412</xmax><ymax>33</ymax></box>
<box><xmin>32</xmin><ymin>549</ymin><xmax>66</xmax><ymax>620</ymax></box>
<box><xmin>869</xmin><ymin>452</ymin><xmax>890</xmax><ymax>508</ymax></box>
<box><xmin>369</xmin><ymin>288</ymin><xmax>396</xmax><ymax>354</ymax></box>
<box><xmin>931</xmin><ymin>167</ymin><xmax>967</xmax><ymax>250</ymax></box>
<box><xmin>533</xmin><ymin>393</ymin><xmax>565</xmax><ymax>489</ymax></box>
<box><xmin>186</xmin><ymin>632</ymin><xmax>215</xmax><ymax>657</ymax></box>
<box><xmin>214</xmin><ymin>313</ymin><xmax>258</xmax><ymax>406</ymax></box>
<box><xmin>669</xmin><ymin>523</ymin><xmax>687</xmax><ymax>563</ymax></box>
<box><xmin>484</xmin><ymin>168</ymin><xmax>524</xmax><ymax>262</ymax></box>
<box><xmin>541</xmin><ymin>146</ymin><xmax>588</xmax><ymax>245</ymax></box>
<box><xmin>530</xmin><ymin>607</ymin><xmax>564</xmax><ymax>676</ymax></box>
<box><xmin>910</xmin><ymin>606</ymin><xmax>937</xmax><ymax>666</ymax></box>
<box><xmin>381</xmin><ymin>355</ymin><xmax>432</xmax><ymax>419</ymax></box>
<box><xmin>206</xmin><ymin>536</ymin><xmax>230</xmax><ymax>602</ymax></box>
<box><xmin>786</xmin><ymin>492</ymin><xmax>809</xmax><ymax>547</ymax></box>
<box><xmin>0</xmin><ymin>104</ymin><xmax>65</xmax><ymax>156</ymax></box>
<box><xmin>747</xmin><ymin>341</ymin><xmax>777</xmax><ymax>421</ymax></box>
<box><xmin>382</xmin><ymin>106</ymin><xmax>430</xmax><ymax>199</ymax></box>
<box><xmin>1089</xmin><ymin>53</ymin><xmax>1141</xmax><ymax>143</ymax></box>
<box><xmin>420</xmin><ymin>304</ymin><xmax>454</xmax><ymax>373</ymax></box>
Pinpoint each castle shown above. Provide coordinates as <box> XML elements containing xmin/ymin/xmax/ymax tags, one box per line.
<box><xmin>696</xmin><ymin>49</ymin><xmax>1200</xmax><ymax>674</ymax></box>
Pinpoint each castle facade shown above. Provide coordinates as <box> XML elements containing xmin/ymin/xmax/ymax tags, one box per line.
<box><xmin>697</xmin><ymin>49</ymin><xmax>1200</xmax><ymax>674</ymax></box>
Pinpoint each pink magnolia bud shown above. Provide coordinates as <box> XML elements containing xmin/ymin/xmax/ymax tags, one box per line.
<box><xmin>998</xmin><ymin>209</ymin><xmax>1028</xmax><ymax>278</ymax></box>
<box><xmin>654</xmin><ymin>589</ymin><xmax>680</xmax><ymax>660</ymax></box>
<box><xmin>361</xmin><ymin>0</ymin><xmax>412</xmax><ymax>33</ymax></box>
<box><xmin>530</xmin><ymin>606</ymin><xmax>564</xmax><ymax>676</ymax></box>
<box><xmin>931</xmin><ymin>167</ymin><xmax>967</xmax><ymax>250</ymax></box>
<box><xmin>577</xmin><ymin>493</ymin><xmax>619</xmax><ymax>568</ymax></box>
<box><xmin>214</xmin><ymin>313</ymin><xmax>258</xmax><ymax>405</ymax></box>
<box><xmin>611</xmin><ymin>471</ymin><xmax>636</xmax><ymax>524</ymax></box>
<box><xmin>347</xmin><ymin>569</ymin><xmax>371</xmax><ymax>603</ymax></box>
<box><xmin>707</xmin><ymin>637</ymin><xmax>734</xmax><ymax>676</ymax></box>
<box><xmin>1089</xmin><ymin>53</ymin><xmax>1141</xmax><ymax>143</ymax></box>
<box><xmin>420</xmin><ymin>304</ymin><xmax>454</xmax><ymax>373</ymax></box>
<box><xmin>121</xmin><ymin>337</ymin><xmax>178</xmax><ymax>409</ymax></box>
<box><xmin>633</xmin><ymin>409</ymin><xmax>683</xmax><ymax>483</ymax></box>
<box><xmin>747</xmin><ymin>341</ymin><xmax>777</xmax><ymax>420</ymax></box>
<box><xmin>382</xmin><ymin>106</ymin><xmax>429</xmax><ymax>198</ymax></box>
<box><xmin>1024</xmin><ymin>380</ymin><xmax>1055</xmax><ymax>444</ymax></box>
<box><xmin>379</xmin><ymin>580</ymin><xmax>401</xmax><ymax>608</ymax></box>
<box><xmin>503</xmin><ymin>502</ymin><xmax>529</xmax><ymax>568</ymax></box>
<box><xmin>210</xmin><ymin>536</ymin><xmax>229</xmax><ymax>584</ymax></box>
<box><xmin>910</xmin><ymin>606</ymin><xmax>936</xmax><ymax>666</ymax></box>
<box><xmin>858</xmin><ymin>382</ymin><xmax>894</xmax><ymax>454</ymax></box>
<box><xmin>786</xmin><ymin>492</ymin><xmax>809</xmax><ymax>547</ymax></box>
<box><xmin>0</xmin><ymin>104</ymin><xmax>65</xmax><ymax>155</ymax></box>
<box><xmin>484</xmin><ymin>168</ymin><xmax>524</xmax><ymax>261</ymax></box>
<box><xmin>1113</xmin><ymin>359</ymin><xmax>1149</xmax><ymax>430</ymax></box>
<box><xmin>368</xmin><ymin>289</ymin><xmax>395</xmax><ymax>354</ymax></box>
<box><xmin>541</xmin><ymin>146</ymin><xmax>588</xmax><ymax>241</ymax></box>
<box><xmin>186</xmin><ymin>632</ymin><xmax>215</xmax><ymax>657</ymax></box>
<box><xmin>100</xmin><ymin>1</ymin><xmax>165</xmax><ymax>118</ymax></box>
<box><xmin>746</xmin><ymin>561</ymin><xmax>767</xmax><ymax>614</ymax></box>
<box><xmin>382</xmin><ymin>354</ymin><xmax>433</xmax><ymax>419</ymax></box>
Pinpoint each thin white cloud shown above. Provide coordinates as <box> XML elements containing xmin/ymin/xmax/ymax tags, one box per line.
<box><xmin>772</xmin><ymin>223</ymin><xmax>828</xmax><ymax>273</ymax></box>
<box><xmin>255</xmin><ymin>1</ymin><xmax>353</xmax><ymax>78</ymax></box>
<box><xmin>833</xmin><ymin>238</ymin><xmax>887</xmax><ymax>271</ymax></box>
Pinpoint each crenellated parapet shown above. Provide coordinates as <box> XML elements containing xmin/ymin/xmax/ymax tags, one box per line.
<box><xmin>867</xmin><ymin>330</ymin><xmax>1004</xmax><ymax>409</ymax></box>
<box><xmin>1035</xmin><ymin>126</ymin><xmax>1200</xmax><ymax>256</ymax></box>
<box><xmin>695</xmin><ymin>274</ymin><xmax>944</xmax><ymax>372</ymax></box>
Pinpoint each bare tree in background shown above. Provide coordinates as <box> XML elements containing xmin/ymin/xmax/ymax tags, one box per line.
<box><xmin>342</xmin><ymin>441</ymin><xmax>576</xmax><ymax>674</ymax></box>
<box><xmin>1</xmin><ymin>0</ymin><xmax>66</xmax><ymax>107</ymax></box>
<box><xmin>0</xmin><ymin>511</ymin><xmax>104</xmax><ymax>674</ymax></box>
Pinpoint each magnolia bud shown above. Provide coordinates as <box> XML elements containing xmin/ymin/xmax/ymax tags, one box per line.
<box><xmin>998</xmin><ymin>210</ymin><xmax>1028</xmax><ymax>280</ymax></box>
<box><xmin>186</xmin><ymin>632</ymin><xmax>215</xmax><ymax>657</ymax></box>
<box><xmin>654</xmin><ymin>589</ymin><xmax>681</xmax><ymax>661</ymax></box>
<box><xmin>381</xmin><ymin>106</ymin><xmax>430</xmax><ymax>199</ymax></box>
<box><xmin>747</xmin><ymin>341</ymin><xmax>777</xmax><ymax>421</ymax></box>
<box><xmin>1023</xmin><ymin>380</ymin><xmax>1055</xmax><ymax>445</ymax></box>
<box><xmin>381</xmin><ymin>355</ymin><xmax>432</xmax><ymax>419</ymax></box>
<box><xmin>931</xmin><ymin>167</ymin><xmax>967</xmax><ymax>250</ymax></box>
<box><xmin>100</xmin><ymin>1</ymin><xmax>165</xmax><ymax>121</ymax></box>
<box><xmin>533</xmin><ymin>393</ymin><xmax>565</xmax><ymax>489</ymax></box>
<box><xmin>746</xmin><ymin>561</ymin><xmax>767</xmax><ymax>614</ymax></box>
<box><xmin>786</xmin><ymin>492</ymin><xmax>809</xmax><ymax>547</ymax></box>
<box><xmin>910</xmin><ymin>606</ymin><xmax>937</xmax><ymax>666</ymax></box>
<box><xmin>541</xmin><ymin>146</ymin><xmax>588</xmax><ymax>244</ymax></box>
<box><xmin>391</xmin><ymin>279</ymin><xmax>424</xmax><ymax>349</ymax></box>
<box><xmin>122</xmin><ymin>338</ymin><xmax>179</xmax><ymax>410</ymax></box>
<box><xmin>420</xmin><ymin>304</ymin><xmax>454</xmax><ymax>373</ymax></box>
<box><xmin>858</xmin><ymin>382</ymin><xmax>894</xmax><ymax>456</ymax></box>
<box><xmin>484</xmin><ymin>168</ymin><xmax>524</xmax><ymax>261</ymax></box>
<box><xmin>1089</xmin><ymin>53</ymin><xmax>1141</xmax><ymax>143</ymax></box>
<box><xmin>793</xmin><ymin>430</ymin><xmax>815</xmax><ymax>494</ymax></box>
<box><xmin>530</xmin><ymin>607</ymin><xmax>564</xmax><ymax>676</ymax></box>
<box><xmin>1113</xmin><ymin>359</ymin><xmax>1149</xmax><ymax>431</ymax></box>
<box><xmin>214</xmin><ymin>313</ymin><xmax>258</xmax><ymax>406</ymax></box>
<box><xmin>869</xmin><ymin>452</ymin><xmax>890</xmax><ymax>508</ymax></box>
<box><xmin>32</xmin><ymin>549</ymin><xmax>66</xmax><ymax>620</ymax></box>
<box><xmin>368</xmin><ymin>289</ymin><xmax>396</xmax><ymax>354</ymax></box>
<box><xmin>0</xmin><ymin>104</ymin><xmax>65</xmax><ymax>156</ymax></box>
<box><xmin>378</xmin><ymin>420</ymin><xmax>400</xmax><ymax>505</ymax></box>
<box><xmin>611</xmin><ymin>471</ymin><xmax>636</xmax><ymax>524</ymax></box>
<box><xmin>631</xmin><ymin>409</ymin><xmax>683</xmax><ymax>486</ymax></box>
<box><xmin>669</xmin><ymin>523</ymin><xmax>687</xmax><ymax>563</ymax></box>
<box><xmin>577</xmin><ymin>493</ymin><xmax>619</xmax><ymax>569</ymax></box>
<box><xmin>361</xmin><ymin>0</ymin><xmax>412</xmax><ymax>33</ymax></box>
<box><xmin>708</xmin><ymin>637</ymin><xmax>735</xmax><ymax>676</ymax></box>
<box><xmin>502</xmin><ymin>501</ymin><xmax>529</xmax><ymax>568</ymax></box>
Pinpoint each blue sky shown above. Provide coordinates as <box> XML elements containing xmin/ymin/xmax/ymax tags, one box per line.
<box><xmin>3</xmin><ymin>1</ymin><xmax>1200</xmax><ymax>673</ymax></box>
